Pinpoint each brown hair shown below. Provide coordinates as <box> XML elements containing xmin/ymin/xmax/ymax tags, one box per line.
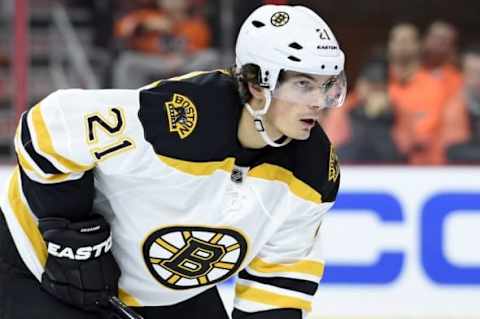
<box><xmin>230</xmin><ymin>63</ymin><xmax>285</xmax><ymax>104</ymax></box>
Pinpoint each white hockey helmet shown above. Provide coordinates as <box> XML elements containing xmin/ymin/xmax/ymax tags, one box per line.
<box><xmin>236</xmin><ymin>5</ymin><xmax>346</xmax><ymax>99</ymax></box>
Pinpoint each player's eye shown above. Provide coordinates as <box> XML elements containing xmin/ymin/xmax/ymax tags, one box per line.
<box><xmin>294</xmin><ymin>80</ymin><xmax>314</xmax><ymax>90</ymax></box>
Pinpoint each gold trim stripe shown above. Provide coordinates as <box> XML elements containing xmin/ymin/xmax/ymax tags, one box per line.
<box><xmin>16</xmin><ymin>144</ymin><xmax>72</xmax><ymax>183</ymax></box>
<box><xmin>16</xmin><ymin>143</ymin><xmax>34</xmax><ymax>172</ymax></box>
<box><xmin>7</xmin><ymin>167</ymin><xmax>47</xmax><ymax>266</ymax></box>
<box><xmin>119</xmin><ymin>288</ymin><xmax>141</xmax><ymax>307</ymax></box>
<box><xmin>14</xmin><ymin>117</ymin><xmax>70</xmax><ymax>183</ymax></box>
<box><xmin>30</xmin><ymin>104</ymin><xmax>92</xmax><ymax>173</ymax></box>
<box><xmin>167</xmin><ymin>69</ymin><xmax>231</xmax><ymax>82</ymax></box>
<box><xmin>15</xmin><ymin>119</ymin><xmax>71</xmax><ymax>183</ymax></box>
<box><xmin>235</xmin><ymin>284</ymin><xmax>311</xmax><ymax>312</ymax></box>
<box><xmin>249</xmin><ymin>257</ymin><xmax>325</xmax><ymax>277</ymax></box>
<box><xmin>158</xmin><ymin>157</ymin><xmax>320</xmax><ymax>204</ymax></box>
<box><xmin>15</xmin><ymin>124</ymin><xmax>35</xmax><ymax>172</ymax></box>
<box><xmin>158</xmin><ymin>156</ymin><xmax>235</xmax><ymax>176</ymax></box>
<box><xmin>149</xmin><ymin>69</ymin><xmax>231</xmax><ymax>88</ymax></box>
<box><xmin>248</xmin><ymin>163</ymin><xmax>322</xmax><ymax>204</ymax></box>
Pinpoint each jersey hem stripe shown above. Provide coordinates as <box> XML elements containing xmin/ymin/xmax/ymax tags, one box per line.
<box><xmin>238</xmin><ymin>269</ymin><xmax>318</xmax><ymax>295</ymax></box>
<box><xmin>235</xmin><ymin>283</ymin><xmax>312</xmax><ymax>312</ymax></box>
<box><xmin>119</xmin><ymin>288</ymin><xmax>142</xmax><ymax>307</ymax></box>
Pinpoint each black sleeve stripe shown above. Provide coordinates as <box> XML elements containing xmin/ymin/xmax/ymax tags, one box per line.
<box><xmin>232</xmin><ymin>308</ymin><xmax>302</xmax><ymax>319</ymax></box>
<box><xmin>19</xmin><ymin>165</ymin><xmax>94</xmax><ymax>221</ymax></box>
<box><xmin>238</xmin><ymin>270</ymin><xmax>318</xmax><ymax>296</ymax></box>
<box><xmin>20</xmin><ymin>112</ymin><xmax>63</xmax><ymax>175</ymax></box>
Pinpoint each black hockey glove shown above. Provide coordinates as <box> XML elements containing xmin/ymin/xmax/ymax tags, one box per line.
<box><xmin>39</xmin><ymin>214</ymin><xmax>121</xmax><ymax>312</ymax></box>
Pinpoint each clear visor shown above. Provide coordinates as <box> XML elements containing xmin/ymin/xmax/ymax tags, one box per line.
<box><xmin>271</xmin><ymin>70</ymin><xmax>347</xmax><ymax>108</ymax></box>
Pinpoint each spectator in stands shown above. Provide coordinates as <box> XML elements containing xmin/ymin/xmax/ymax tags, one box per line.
<box><xmin>422</xmin><ymin>21</ymin><xmax>463</xmax><ymax>103</ymax></box>
<box><xmin>442</xmin><ymin>45</ymin><xmax>480</xmax><ymax>162</ymax></box>
<box><xmin>335</xmin><ymin>59</ymin><xmax>403</xmax><ymax>163</ymax></box>
<box><xmin>113</xmin><ymin>0</ymin><xmax>219</xmax><ymax>88</ymax></box>
<box><xmin>388</xmin><ymin>23</ymin><xmax>449</xmax><ymax>165</ymax></box>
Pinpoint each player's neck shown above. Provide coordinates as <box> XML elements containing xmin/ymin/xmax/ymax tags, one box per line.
<box><xmin>238</xmin><ymin>107</ymin><xmax>281</xmax><ymax>149</ymax></box>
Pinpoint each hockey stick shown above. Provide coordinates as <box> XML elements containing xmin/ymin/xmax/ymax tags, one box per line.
<box><xmin>108</xmin><ymin>296</ymin><xmax>144</xmax><ymax>319</ymax></box>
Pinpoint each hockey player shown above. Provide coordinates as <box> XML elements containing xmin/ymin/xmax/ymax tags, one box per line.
<box><xmin>0</xmin><ymin>4</ymin><xmax>345</xmax><ymax>319</ymax></box>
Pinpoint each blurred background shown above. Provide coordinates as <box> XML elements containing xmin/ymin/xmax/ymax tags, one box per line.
<box><xmin>1</xmin><ymin>0</ymin><xmax>480</xmax><ymax>164</ymax></box>
<box><xmin>0</xmin><ymin>0</ymin><xmax>479</xmax><ymax>318</ymax></box>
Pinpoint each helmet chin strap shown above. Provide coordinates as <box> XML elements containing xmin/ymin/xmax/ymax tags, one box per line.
<box><xmin>244</xmin><ymin>89</ymin><xmax>292</xmax><ymax>147</ymax></box>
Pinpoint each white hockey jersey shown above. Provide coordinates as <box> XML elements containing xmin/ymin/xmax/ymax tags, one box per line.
<box><xmin>0</xmin><ymin>70</ymin><xmax>340</xmax><ymax>314</ymax></box>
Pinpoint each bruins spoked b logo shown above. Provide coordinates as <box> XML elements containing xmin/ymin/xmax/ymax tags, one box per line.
<box><xmin>165</xmin><ymin>93</ymin><xmax>198</xmax><ymax>139</ymax></box>
<box><xmin>143</xmin><ymin>226</ymin><xmax>247</xmax><ymax>289</ymax></box>
<box><xmin>271</xmin><ymin>11</ymin><xmax>289</xmax><ymax>27</ymax></box>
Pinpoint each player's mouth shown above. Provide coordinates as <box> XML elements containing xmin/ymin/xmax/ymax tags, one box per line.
<box><xmin>300</xmin><ymin>117</ymin><xmax>317</xmax><ymax>129</ymax></box>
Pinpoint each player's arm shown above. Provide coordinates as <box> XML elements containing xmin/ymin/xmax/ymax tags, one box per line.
<box><xmin>12</xmin><ymin>90</ymin><xmax>121</xmax><ymax>312</ymax></box>
<box><xmin>232</xmin><ymin>202</ymin><xmax>334</xmax><ymax>319</ymax></box>
<box><xmin>233</xmin><ymin>161</ymin><xmax>340</xmax><ymax>319</ymax></box>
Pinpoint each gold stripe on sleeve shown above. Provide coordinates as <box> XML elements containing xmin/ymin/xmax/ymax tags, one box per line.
<box><xmin>30</xmin><ymin>104</ymin><xmax>92</xmax><ymax>173</ymax></box>
<box><xmin>249</xmin><ymin>257</ymin><xmax>325</xmax><ymax>277</ymax></box>
<box><xmin>235</xmin><ymin>284</ymin><xmax>312</xmax><ymax>312</ymax></box>
<box><xmin>16</xmin><ymin>144</ymin><xmax>34</xmax><ymax>172</ymax></box>
<box><xmin>15</xmin><ymin>139</ymin><xmax>74</xmax><ymax>183</ymax></box>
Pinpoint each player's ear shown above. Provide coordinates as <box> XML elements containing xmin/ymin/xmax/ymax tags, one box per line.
<box><xmin>247</xmin><ymin>83</ymin><xmax>265</xmax><ymax>101</ymax></box>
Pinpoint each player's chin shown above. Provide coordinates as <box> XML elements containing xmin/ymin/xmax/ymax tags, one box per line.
<box><xmin>287</xmin><ymin>129</ymin><xmax>311</xmax><ymax>140</ymax></box>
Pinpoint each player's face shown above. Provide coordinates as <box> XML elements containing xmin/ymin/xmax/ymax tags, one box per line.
<box><xmin>266</xmin><ymin>72</ymin><xmax>342</xmax><ymax>140</ymax></box>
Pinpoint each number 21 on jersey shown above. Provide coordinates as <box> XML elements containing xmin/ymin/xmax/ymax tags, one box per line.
<box><xmin>84</xmin><ymin>107</ymin><xmax>135</xmax><ymax>161</ymax></box>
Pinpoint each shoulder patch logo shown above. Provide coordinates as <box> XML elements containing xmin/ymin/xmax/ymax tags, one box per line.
<box><xmin>143</xmin><ymin>226</ymin><xmax>248</xmax><ymax>290</ymax></box>
<box><xmin>165</xmin><ymin>93</ymin><xmax>198</xmax><ymax>139</ymax></box>
<box><xmin>271</xmin><ymin>11</ymin><xmax>289</xmax><ymax>27</ymax></box>
<box><xmin>328</xmin><ymin>145</ymin><xmax>340</xmax><ymax>183</ymax></box>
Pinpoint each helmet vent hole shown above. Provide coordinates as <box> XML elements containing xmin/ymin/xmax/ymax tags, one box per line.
<box><xmin>288</xmin><ymin>56</ymin><xmax>301</xmax><ymax>62</ymax></box>
<box><xmin>321</xmin><ymin>65</ymin><xmax>325</xmax><ymax>69</ymax></box>
<box><xmin>289</xmin><ymin>42</ymin><xmax>303</xmax><ymax>50</ymax></box>
<box><xmin>252</xmin><ymin>20</ymin><xmax>266</xmax><ymax>28</ymax></box>
<box><xmin>335</xmin><ymin>65</ymin><xmax>339</xmax><ymax>70</ymax></box>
